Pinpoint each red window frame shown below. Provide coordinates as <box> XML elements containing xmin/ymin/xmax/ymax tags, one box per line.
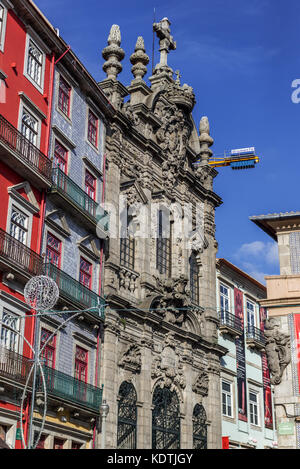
<box><xmin>79</xmin><ymin>257</ymin><xmax>92</xmax><ymax>289</ymax></box>
<box><xmin>87</xmin><ymin>110</ymin><xmax>98</xmax><ymax>148</ymax></box>
<box><xmin>36</xmin><ymin>434</ymin><xmax>46</xmax><ymax>449</ymax></box>
<box><xmin>40</xmin><ymin>328</ymin><xmax>56</xmax><ymax>369</ymax></box>
<box><xmin>58</xmin><ymin>76</ymin><xmax>71</xmax><ymax>117</ymax></box>
<box><xmin>53</xmin><ymin>437</ymin><xmax>65</xmax><ymax>449</ymax></box>
<box><xmin>45</xmin><ymin>232</ymin><xmax>61</xmax><ymax>268</ymax></box>
<box><xmin>85</xmin><ymin>170</ymin><xmax>97</xmax><ymax>201</ymax></box>
<box><xmin>54</xmin><ymin>140</ymin><xmax>68</xmax><ymax>173</ymax></box>
<box><xmin>71</xmin><ymin>441</ymin><xmax>82</xmax><ymax>449</ymax></box>
<box><xmin>74</xmin><ymin>345</ymin><xmax>88</xmax><ymax>383</ymax></box>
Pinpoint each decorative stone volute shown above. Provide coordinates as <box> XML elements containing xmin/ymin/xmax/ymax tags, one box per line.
<box><xmin>130</xmin><ymin>36</ymin><xmax>149</xmax><ymax>82</ymax></box>
<box><xmin>102</xmin><ymin>24</ymin><xmax>125</xmax><ymax>80</ymax></box>
<box><xmin>198</xmin><ymin>116</ymin><xmax>214</xmax><ymax>165</ymax></box>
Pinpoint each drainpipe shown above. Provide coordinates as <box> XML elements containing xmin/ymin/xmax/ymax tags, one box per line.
<box><xmin>93</xmin><ymin>150</ymin><xmax>107</xmax><ymax>448</ymax></box>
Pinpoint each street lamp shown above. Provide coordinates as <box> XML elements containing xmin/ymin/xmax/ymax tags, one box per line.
<box><xmin>99</xmin><ymin>399</ymin><xmax>109</xmax><ymax>449</ymax></box>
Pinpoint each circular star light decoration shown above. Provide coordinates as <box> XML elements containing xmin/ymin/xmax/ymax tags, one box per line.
<box><xmin>24</xmin><ymin>275</ymin><xmax>59</xmax><ymax>311</ymax></box>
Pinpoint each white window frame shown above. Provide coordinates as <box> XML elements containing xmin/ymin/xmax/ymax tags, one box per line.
<box><xmin>0</xmin><ymin>298</ymin><xmax>25</xmax><ymax>355</ymax></box>
<box><xmin>18</xmin><ymin>101</ymin><xmax>42</xmax><ymax>150</ymax></box>
<box><xmin>0</xmin><ymin>308</ymin><xmax>21</xmax><ymax>353</ymax></box>
<box><xmin>222</xmin><ymin>379</ymin><xmax>233</xmax><ymax>418</ymax></box>
<box><xmin>6</xmin><ymin>190</ymin><xmax>34</xmax><ymax>248</ymax></box>
<box><xmin>0</xmin><ymin>0</ymin><xmax>10</xmax><ymax>53</ymax></box>
<box><xmin>220</xmin><ymin>282</ymin><xmax>231</xmax><ymax>316</ymax></box>
<box><xmin>246</xmin><ymin>299</ymin><xmax>256</xmax><ymax>329</ymax></box>
<box><xmin>249</xmin><ymin>389</ymin><xmax>260</xmax><ymax>427</ymax></box>
<box><xmin>23</xmin><ymin>31</ymin><xmax>46</xmax><ymax>93</ymax></box>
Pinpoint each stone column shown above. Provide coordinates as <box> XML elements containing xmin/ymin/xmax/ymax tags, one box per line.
<box><xmin>101</xmin><ymin>313</ymin><xmax>120</xmax><ymax>449</ymax></box>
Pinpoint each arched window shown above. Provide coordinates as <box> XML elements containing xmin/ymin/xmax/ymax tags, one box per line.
<box><xmin>193</xmin><ymin>404</ymin><xmax>207</xmax><ymax>449</ymax></box>
<box><xmin>190</xmin><ymin>254</ymin><xmax>199</xmax><ymax>304</ymax></box>
<box><xmin>152</xmin><ymin>386</ymin><xmax>180</xmax><ymax>449</ymax></box>
<box><xmin>117</xmin><ymin>381</ymin><xmax>137</xmax><ymax>449</ymax></box>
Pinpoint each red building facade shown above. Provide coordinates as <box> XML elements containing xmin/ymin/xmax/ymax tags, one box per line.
<box><xmin>0</xmin><ymin>0</ymin><xmax>54</xmax><ymax>448</ymax></box>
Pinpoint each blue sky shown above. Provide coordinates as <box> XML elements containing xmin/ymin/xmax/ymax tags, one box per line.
<box><xmin>35</xmin><ymin>0</ymin><xmax>300</xmax><ymax>283</ymax></box>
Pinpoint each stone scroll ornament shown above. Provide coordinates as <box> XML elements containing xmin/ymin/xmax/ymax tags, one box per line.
<box><xmin>264</xmin><ymin>318</ymin><xmax>291</xmax><ymax>385</ymax></box>
<box><xmin>118</xmin><ymin>343</ymin><xmax>142</xmax><ymax>374</ymax></box>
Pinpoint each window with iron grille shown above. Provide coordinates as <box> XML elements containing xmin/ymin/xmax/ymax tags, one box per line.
<box><xmin>152</xmin><ymin>386</ymin><xmax>180</xmax><ymax>449</ymax></box>
<box><xmin>249</xmin><ymin>391</ymin><xmax>259</xmax><ymax>426</ymax></box>
<box><xmin>193</xmin><ymin>404</ymin><xmax>207</xmax><ymax>449</ymax></box>
<box><xmin>45</xmin><ymin>232</ymin><xmax>61</xmax><ymax>267</ymax></box>
<box><xmin>10</xmin><ymin>206</ymin><xmax>28</xmax><ymax>244</ymax></box>
<box><xmin>26</xmin><ymin>39</ymin><xmax>43</xmax><ymax>87</ymax></box>
<box><xmin>190</xmin><ymin>254</ymin><xmax>199</xmax><ymax>304</ymax></box>
<box><xmin>0</xmin><ymin>310</ymin><xmax>20</xmax><ymax>353</ymax></box>
<box><xmin>53</xmin><ymin>140</ymin><xmax>68</xmax><ymax>173</ymax></box>
<box><xmin>87</xmin><ymin>110</ymin><xmax>98</xmax><ymax>147</ymax></box>
<box><xmin>58</xmin><ymin>76</ymin><xmax>71</xmax><ymax>117</ymax></box>
<box><xmin>21</xmin><ymin>108</ymin><xmax>39</xmax><ymax>146</ymax></box>
<box><xmin>156</xmin><ymin>209</ymin><xmax>171</xmax><ymax>276</ymax></box>
<box><xmin>120</xmin><ymin>208</ymin><xmax>135</xmax><ymax>270</ymax></box>
<box><xmin>222</xmin><ymin>380</ymin><xmax>233</xmax><ymax>417</ymax></box>
<box><xmin>117</xmin><ymin>381</ymin><xmax>137</xmax><ymax>449</ymax></box>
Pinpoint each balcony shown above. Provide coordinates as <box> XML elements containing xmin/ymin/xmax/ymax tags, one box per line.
<box><xmin>246</xmin><ymin>325</ymin><xmax>266</xmax><ymax>351</ymax></box>
<box><xmin>219</xmin><ymin>310</ymin><xmax>244</xmax><ymax>338</ymax></box>
<box><xmin>44</xmin><ymin>262</ymin><xmax>105</xmax><ymax>320</ymax></box>
<box><xmin>37</xmin><ymin>365</ymin><xmax>103</xmax><ymax>413</ymax></box>
<box><xmin>0</xmin><ymin>228</ymin><xmax>44</xmax><ymax>281</ymax></box>
<box><xmin>0</xmin><ymin>114</ymin><xmax>52</xmax><ymax>189</ymax></box>
<box><xmin>0</xmin><ymin>344</ymin><xmax>33</xmax><ymax>387</ymax></box>
<box><xmin>0</xmin><ymin>345</ymin><xmax>103</xmax><ymax>413</ymax></box>
<box><xmin>49</xmin><ymin>167</ymin><xmax>109</xmax><ymax>235</ymax></box>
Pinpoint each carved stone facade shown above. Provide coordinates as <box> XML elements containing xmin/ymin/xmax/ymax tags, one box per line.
<box><xmin>99</xmin><ymin>17</ymin><xmax>226</xmax><ymax>449</ymax></box>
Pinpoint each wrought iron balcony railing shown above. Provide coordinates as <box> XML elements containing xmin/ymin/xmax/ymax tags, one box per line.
<box><xmin>0</xmin><ymin>344</ymin><xmax>33</xmax><ymax>386</ymax></box>
<box><xmin>0</xmin><ymin>114</ymin><xmax>52</xmax><ymax>182</ymax></box>
<box><xmin>219</xmin><ymin>310</ymin><xmax>243</xmax><ymax>333</ymax></box>
<box><xmin>0</xmin><ymin>345</ymin><xmax>103</xmax><ymax>412</ymax></box>
<box><xmin>246</xmin><ymin>325</ymin><xmax>266</xmax><ymax>346</ymax></box>
<box><xmin>50</xmin><ymin>167</ymin><xmax>109</xmax><ymax>232</ymax></box>
<box><xmin>44</xmin><ymin>262</ymin><xmax>105</xmax><ymax>318</ymax></box>
<box><xmin>0</xmin><ymin>228</ymin><xmax>44</xmax><ymax>277</ymax></box>
<box><xmin>37</xmin><ymin>365</ymin><xmax>103</xmax><ymax>412</ymax></box>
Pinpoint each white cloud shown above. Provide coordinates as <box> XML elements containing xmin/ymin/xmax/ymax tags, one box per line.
<box><xmin>235</xmin><ymin>240</ymin><xmax>278</xmax><ymax>265</ymax></box>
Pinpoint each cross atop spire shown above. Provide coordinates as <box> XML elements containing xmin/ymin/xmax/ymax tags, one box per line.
<box><xmin>153</xmin><ymin>17</ymin><xmax>176</xmax><ymax>69</ymax></box>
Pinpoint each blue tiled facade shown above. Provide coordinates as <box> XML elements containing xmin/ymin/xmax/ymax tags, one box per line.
<box><xmin>41</xmin><ymin>65</ymin><xmax>106</xmax><ymax>383</ymax></box>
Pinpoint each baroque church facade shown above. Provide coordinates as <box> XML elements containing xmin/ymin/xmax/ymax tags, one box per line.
<box><xmin>98</xmin><ymin>18</ymin><xmax>226</xmax><ymax>449</ymax></box>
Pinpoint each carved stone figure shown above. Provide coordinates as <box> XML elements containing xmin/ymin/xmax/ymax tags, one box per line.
<box><xmin>264</xmin><ymin>318</ymin><xmax>291</xmax><ymax>385</ymax></box>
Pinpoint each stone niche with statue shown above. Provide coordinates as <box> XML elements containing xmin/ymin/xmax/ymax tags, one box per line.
<box><xmin>98</xmin><ymin>18</ymin><xmax>226</xmax><ymax>450</ymax></box>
